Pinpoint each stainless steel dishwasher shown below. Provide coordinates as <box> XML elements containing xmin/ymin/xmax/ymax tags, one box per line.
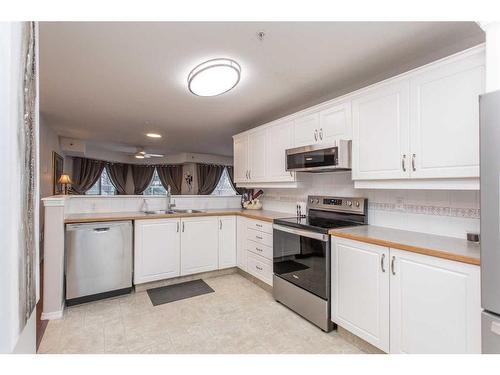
<box><xmin>65</xmin><ymin>221</ymin><xmax>133</xmax><ymax>306</ymax></box>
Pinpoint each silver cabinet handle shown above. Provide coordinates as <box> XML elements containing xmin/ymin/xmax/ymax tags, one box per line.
<box><xmin>391</xmin><ymin>256</ymin><xmax>396</xmax><ymax>275</ymax></box>
<box><xmin>412</xmin><ymin>153</ymin><xmax>416</xmax><ymax>172</ymax></box>
<box><xmin>182</xmin><ymin>222</ymin><xmax>185</xmax><ymax>232</ymax></box>
<box><xmin>255</xmin><ymin>247</ymin><xmax>263</xmax><ymax>252</ymax></box>
<box><xmin>314</xmin><ymin>129</ymin><xmax>318</xmax><ymax>141</ymax></box>
<box><xmin>381</xmin><ymin>253</ymin><xmax>386</xmax><ymax>273</ymax></box>
<box><xmin>255</xmin><ymin>223</ymin><xmax>262</xmax><ymax>228</ymax></box>
<box><xmin>249</xmin><ymin>170</ymin><xmax>251</xmax><ymax>179</ymax></box>
<box><xmin>246</xmin><ymin>170</ymin><xmax>249</xmax><ymax>179</ymax></box>
<box><xmin>219</xmin><ymin>220</ymin><xmax>222</xmax><ymax>230</ymax></box>
<box><xmin>319</xmin><ymin>128</ymin><xmax>323</xmax><ymax>140</ymax></box>
<box><xmin>256</xmin><ymin>235</ymin><xmax>263</xmax><ymax>240</ymax></box>
<box><xmin>401</xmin><ymin>154</ymin><xmax>406</xmax><ymax>172</ymax></box>
<box><xmin>176</xmin><ymin>222</ymin><xmax>179</xmax><ymax>232</ymax></box>
<box><xmin>290</xmin><ymin>171</ymin><xmax>293</xmax><ymax>177</ymax></box>
<box><xmin>256</xmin><ymin>265</ymin><xmax>263</xmax><ymax>271</ymax></box>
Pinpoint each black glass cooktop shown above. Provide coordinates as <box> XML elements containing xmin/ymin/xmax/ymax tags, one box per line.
<box><xmin>273</xmin><ymin>215</ymin><xmax>363</xmax><ymax>234</ymax></box>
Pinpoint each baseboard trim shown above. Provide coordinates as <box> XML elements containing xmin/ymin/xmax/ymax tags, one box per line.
<box><xmin>41</xmin><ymin>310</ymin><xmax>63</xmax><ymax>320</ymax></box>
<box><xmin>237</xmin><ymin>268</ymin><xmax>273</xmax><ymax>294</ymax></box>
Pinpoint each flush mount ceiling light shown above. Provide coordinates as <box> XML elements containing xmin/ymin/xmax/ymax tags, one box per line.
<box><xmin>187</xmin><ymin>58</ymin><xmax>241</xmax><ymax>97</ymax></box>
<box><xmin>146</xmin><ymin>133</ymin><xmax>162</xmax><ymax>138</ymax></box>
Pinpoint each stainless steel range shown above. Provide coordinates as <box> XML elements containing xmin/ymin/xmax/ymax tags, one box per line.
<box><xmin>272</xmin><ymin>195</ymin><xmax>368</xmax><ymax>331</ymax></box>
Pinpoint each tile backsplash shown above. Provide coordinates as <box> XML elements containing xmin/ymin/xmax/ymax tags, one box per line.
<box><xmin>261</xmin><ymin>172</ymin><xmax>480</xmax><ymax>239</ymax></box>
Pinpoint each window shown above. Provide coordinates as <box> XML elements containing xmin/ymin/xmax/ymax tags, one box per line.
<box><xmin>86</xmin><ymin>168</ymin><xmax>117</xmax><ymax>195</ymax></box>
<box><xmin>211</xmin><ymin>167</ymin><xmax>237</xmax><ymax>196</ymax></box>
<box><xmin>143</xmin><ymin>169</ymin><xmax>167</xmax><ymax>195</ymax></box>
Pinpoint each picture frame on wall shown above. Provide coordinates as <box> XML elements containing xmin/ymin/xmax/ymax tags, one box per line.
<box><xmin>52</xmin><ymin>151</ymin><xmax>64</xmax><ymax>195</ymax></box>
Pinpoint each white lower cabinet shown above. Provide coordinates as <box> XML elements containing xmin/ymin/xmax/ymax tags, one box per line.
<box><xmin>236</xmin><ymin>217</ymin><xmax>247</xmax><ymax>271</ymax></box>
<box><xmin>331</xmin><ymin>238</ymin><xmax>390</xmax><ymax>352</ymax></box>
<box><xmin>180</xmin><ymin>216</ymin><xmax>219</xmax><ymax>276</ymax></box>
<box><xmin>218</xmin><ymin>216</ymin><xmax>236</xmax><ymax>269</ymax></box>
<box><xmin>331</xmin><ymin>237</ymin><xmax>481</xmax><ymax>354</ymax></box>
<box><xmin>134</xmin><ymin>218</ymin><xmax>181</xmax><ymax>284</ymax></box>
<box><xmin>389</xmin><ymin>248</ymin><xmax>481</xmax><ymax>354</ymax></box>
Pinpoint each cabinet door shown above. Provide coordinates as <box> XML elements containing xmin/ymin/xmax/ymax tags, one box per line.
<box><xmin>409</xmin><ymin>51</ymin><xmax>484</xmax><ymax>178</ymax></box>
<box><xmin>236</xmin><ymin>217</ymin><xmax>247</xmax><ymax>271</ymax></box>
<box><xmin>180</xmin><ymin>217</ymin><xmax>219</xmax><ymax>276</ymax></box>
<box><xmin>266</xmin><ymin>120</ymin><xmax>295</xmax><ymax>181</ymax></box>
<box><xmin>248</xmin><ymin>128</ymin><xmax>267</xmax><ymax>181</ymax></box>
<box><xmin>319</xmin><ymin>101</ymin><xmax>352</xmax><ymax>144</ymax></box>
<box><xmin>233</xmin><ymin>135</ymin><xmax>249</xmax><ymax>183</ymax></box>
<box><xmin>331</xmin><ymin>238</ymin><xmax>390</xmax><ymax>352</ymax></box>
<box><xmin>134</xmin><ymin>219</ymin><xmax>180</xmax><ymax>284</ymax></box>
<box><xmin>352</xmin><ymin>79</ymin><xmax>410</xmax><ymax>180</ymax></box>
<box><xmin>390</xmin><ymin>248</ymin><xmax>481</xmax><ymax>353</ymax></box>
<box><xmin>218</xmin><ymin>216</ymin><xmax>236</xmax><ymax>269</ymax></box>
<box><xmin>294</xmin><ymin>112</ymin><xmax>320</xmax><ymax>147</ymax></box>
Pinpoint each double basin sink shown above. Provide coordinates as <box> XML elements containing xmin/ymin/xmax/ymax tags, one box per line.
<box><xmin>143</xmin><ymin>209</ymin><xmax>206</xmax><ymax>215</ymax></box>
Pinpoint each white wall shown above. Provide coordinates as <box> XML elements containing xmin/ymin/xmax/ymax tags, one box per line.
<box><xmin>262</xmin><ymin>172</ymin><xmax>479</xmax><ymax>239</ymax></box>
<box><xmin>0</xmin><ymin>22</ymin><xmax>37</xmax><ymax>354</ymax></box>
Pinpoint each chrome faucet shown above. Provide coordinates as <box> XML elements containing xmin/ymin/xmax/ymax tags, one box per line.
<box><xmin>166</xmin><ymin>185</ymin><xmax>176</xmax><ymax>211</ymax></box>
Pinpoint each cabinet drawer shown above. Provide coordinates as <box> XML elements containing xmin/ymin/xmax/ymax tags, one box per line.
<box><xmin>247</xmin><ymin>251</ymin><xmax>273</xmax><ymax>285</ymax></box>
<box><xmin>246</xmin><ymin>239</ymin><xmax>273</xmax><ymax>260</ymax></box>
<box><xmin>247</xmin><ymin>228</ymin><xmax>273</xmax><ymax>247</ymax></box>
<box><xmin>246</xmin><ymin>219</ymin><xmax>273</xmax><ymax>234</ymax></box>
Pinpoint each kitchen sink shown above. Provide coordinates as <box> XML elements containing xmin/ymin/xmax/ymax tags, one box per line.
<box><xmin>143</xmin><ymin>210</ymin><xmax>177</xmax><ymax>215</ymax></box>
<box><xmin>143</xmin><ymin>209</ymin><xmax>205</xmax><ymax>215</ymax></box>
<box><xmin>171</xmin><ymin>209</ymin><xmax>205</xmax><ymax>213</ymax></box>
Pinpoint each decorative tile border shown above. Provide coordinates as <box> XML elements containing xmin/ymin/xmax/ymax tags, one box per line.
<box><xmin>368</xmin><ymin>202</ymin><xmax>480</xmax><ymax>219</ymax></box>
<box><xmin>263</xmin><ymin>195</ymin><xmax>480</xmax><ymax>219</ymax></box>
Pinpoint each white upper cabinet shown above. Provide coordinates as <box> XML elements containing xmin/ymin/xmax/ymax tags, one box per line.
<box><xmin>233</xmin><ymin>134</ymin><xmax>249</xmax><ymax>183</ymax></box>
<box><xmin>409</xmin><ymin>51</ymin><xmax>484</xmax><ymax>179</ymax></box>
<box><xmin>352</xmin><ymin>79</ymin><xmax>411</xmax><ymax>180</ymax></box>
<box><xmin>319</xmin><ymin>100</ymin><xmax>352</xmax><ymax>145</ymax></box>
<box><xmin>180</xmin><ymin>216</ymin><xmax>219</xmax><ymax>276</ymax></box>
<box><xmin>352</xmin><ymin>46</ymin><xmax>484</xmax><ymax>185</ymax></box>
<box><xmin>233</xmin><ymin>46</ymin><xmax>484</xmax><ymax>189</ymax></box>
<box><xmin>218</xmin><ymin>216</ymin><xmax>237</xmax><ymax>269</ymax></box>
<box><xmin>331</xmin><ymin>238</ymin><xmax>390</xmax><ymax>352</ymax></box>
<box><xmin>134</xmin><ymin>219</ymin><xmax>181</xmax><ymax>284</ymax></box>
<box><xmin>248</xmin><ymin>128</ymin><xmax>267</xmax><ymax>182</ymax></box>
<box><xmin>267</xmin><ymin>120</ymin><xmax>295</xmax><ymax>181</ymax></box>
<box><xmin>390</xmin><ymin>248</ymin><xmax>481</xmax><ymax>354</ymax></box>
<box><xmin>294</xmin><ymin>112</ymin><xmax>320</xmax><ymax>147</ymax></box>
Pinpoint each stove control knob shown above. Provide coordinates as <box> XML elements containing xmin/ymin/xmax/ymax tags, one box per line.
<box><xmin>315</xmin><ymin>199</ymin><xmax>320</xmax><ymax>204</ymax></box>
<box><xmin>355</xmin><ymin>201</ymin><xmax>360</xmax><ymax>207</ymax></box>
<box><xmin>310</xmin><ymin>199</ymin><xmax>314</xmax><ymax>203</ymax></box>
<box><xmin>346</xmin><ymin>200</ymin><xmax>352</xmax><ymax>207</ymax></box>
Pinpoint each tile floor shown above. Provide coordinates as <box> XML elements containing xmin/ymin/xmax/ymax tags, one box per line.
<box><xmin>38</xmin><ymin>274</ymin><xmax>364</xmax><ymax>354</ymax></box>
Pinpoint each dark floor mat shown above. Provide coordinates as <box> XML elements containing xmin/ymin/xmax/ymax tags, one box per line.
<box><xmin>274</xmin><ymin>260</ymin><xmax>310</xmax><ymax>274</ymax></box>
<box><xmin>147</xmin><ymin>279</ymin><xmax>214</xmax><ymax>306</ymax></box>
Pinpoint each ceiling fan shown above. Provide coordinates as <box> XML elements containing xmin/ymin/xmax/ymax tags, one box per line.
<box><xmin>133</xmin><ymin>147</ymin><xmax>165</xmax><ymax>159</ymax></box>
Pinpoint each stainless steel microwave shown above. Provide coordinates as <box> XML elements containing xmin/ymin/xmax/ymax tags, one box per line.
<box><xmin>285</xmin><ymin>140</ymin><xmax>351</xmax><ymax>173</ymax></box>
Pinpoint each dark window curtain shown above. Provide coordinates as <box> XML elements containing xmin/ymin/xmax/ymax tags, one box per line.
<box><xmin>106</xmin><ymin>163</ymin><xmax>129</xmax><ymax>195</ymax></box>
<box><xmin>197</xmin><ymin>164</ymin><xmax>225</xmax><ymax>195</ymax></box>
<box><xmin>131</xmin><ymin>165</ymin><xmax>155</xmax><ymax>195</ymax></box>
<box><xmin>72</xmin><ymin>157</ymin><xmax>105</xmax><ymax>194</ymax></box>
<box><xmin>226</xmin><ymin>166</ymin><xmax>245</xmax><ymax>195</ymax></box>
<box><xmin>157</xmin><ymin>165</ymin><xmax>183</xmax><ymax>195</ymax></box>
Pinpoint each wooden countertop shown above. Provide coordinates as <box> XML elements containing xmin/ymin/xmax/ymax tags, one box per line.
<box><xmin>64</xmin><ymin>209</ymin><xmax>292</xmax><ymax>224</ymax></box>
<box><xmin>330</xmin><ymin>225</ymin><xmax>480</xmax><ymax>266</ymax></box>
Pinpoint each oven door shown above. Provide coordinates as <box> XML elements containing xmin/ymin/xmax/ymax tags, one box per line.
<box><xmin>273</xmin><ymin>224</ymin><xmax>330</xmax><ymax>300</ymax></box>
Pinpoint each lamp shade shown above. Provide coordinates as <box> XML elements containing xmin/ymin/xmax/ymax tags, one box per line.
<box><xmin>58</xmin><ymin>174</ymin><xmax>72</xmax><ymax>184</ymax></box>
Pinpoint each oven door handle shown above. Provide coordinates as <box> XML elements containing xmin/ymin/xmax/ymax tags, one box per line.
<box><xmin>273</xmin><ymin>224</ymin><xmax>329</xmax><ymax>242</ymax></box>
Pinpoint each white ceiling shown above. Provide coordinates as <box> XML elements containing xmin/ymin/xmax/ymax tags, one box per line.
<box><xmin>39</xmin><ymin>22</ymin><xmax>484</xmax><ymax>157</ymax></box>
